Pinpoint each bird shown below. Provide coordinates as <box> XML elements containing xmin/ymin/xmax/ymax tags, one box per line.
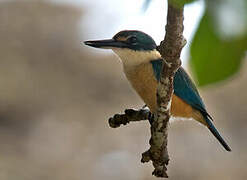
<box><xmin>84</xmin><ymin>30</ymin><xmax>231</xmax><ymax>151</ymax></box>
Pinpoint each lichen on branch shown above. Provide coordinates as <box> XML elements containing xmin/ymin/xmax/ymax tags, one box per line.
<box><xmin>141</xmin><ymin>1</ymin><xmax>186</xmax><ymax>178</ymax></box>
<box><xmin>108</xmin><ymin>0</ymin><xmax>186</xmax><ymax>178</ymax></box>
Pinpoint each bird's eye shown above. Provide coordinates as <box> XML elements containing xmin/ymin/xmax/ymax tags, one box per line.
<box><xmin>127</xmin><ymin>36</ymin><xmax>137</xmax><ymax>44</ymax></box>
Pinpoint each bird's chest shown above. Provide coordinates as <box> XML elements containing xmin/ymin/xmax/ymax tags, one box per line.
<box><xmin>123</xmin><ymin>63</ymin><xmax>158</xmax><ymax>112</ymax></box>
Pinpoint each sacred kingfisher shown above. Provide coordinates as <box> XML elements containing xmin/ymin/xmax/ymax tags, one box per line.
<box><xmin>84</xmin><ymin>30</ymin><xmax>231</xmax><ymax>151</ymax></box>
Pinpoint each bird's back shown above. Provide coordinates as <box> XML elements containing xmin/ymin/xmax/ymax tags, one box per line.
<box><xmin>123</xmin><ymin>61</ymin><xmax>204</xmax><ymax>123</ymax></box>
<box><xmin>126</xmin><ymin>59</ymin><xmax>231</xmax><ymax>151</ymax></box>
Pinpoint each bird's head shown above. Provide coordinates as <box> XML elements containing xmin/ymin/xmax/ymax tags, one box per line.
<box><xmin>84</xmin><ymin>30</ymin><xmax>161</xmax><ymax>66</ymax></box>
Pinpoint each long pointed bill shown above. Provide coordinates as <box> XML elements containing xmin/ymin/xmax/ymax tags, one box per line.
<box><xmin>84</xmin><ymin>39</ymin><xmax>127</xmax><ymax>49</ymax></box>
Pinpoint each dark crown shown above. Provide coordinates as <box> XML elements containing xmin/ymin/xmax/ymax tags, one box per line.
<box><xmin>113</xmin><ymin>30</ymin><xmax>157</xmax><ymax>51</ymax></box>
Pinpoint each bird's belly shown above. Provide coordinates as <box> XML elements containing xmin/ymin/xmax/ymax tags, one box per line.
<box><xmin>124</xmin><ymin>64</ymin><xmax>204</xmax><ymax>123</ymax></box>
<box><xmin>124</xmin><ymin>63</ymin><xmax>158</xmax><ymax>113</ymax></box>
<box><xmin>131</xmin><ymin>76</ymin><xmax>157</xmax><ymax>113</ymax></box>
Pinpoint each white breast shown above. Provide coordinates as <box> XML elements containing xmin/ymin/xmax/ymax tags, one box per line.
<box><xmin>112</xmin><ymin>48</ymin><xmax>161</xmax><ymax>67</ymax></box>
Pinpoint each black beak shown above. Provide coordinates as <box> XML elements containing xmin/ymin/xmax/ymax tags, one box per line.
<box><xmin>84</xmin><ymin>39</ymin><xmax>126</xmax><ymax>49</ymax></box>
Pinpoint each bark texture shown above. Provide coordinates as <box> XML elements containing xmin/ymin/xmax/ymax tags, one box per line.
<box><xmin>108</xmin><ymin>109</ymin><xmax>150</xmax><ymax>128</ymax></box>
<box><xmin>109</xmin><ymin>1</ymin><xmax>186</xmax><ymax>178</ymax></box>
<box><xmin>144</xmin><ymin>2</ymin><xmax>186</xmax><ymax>177</ymax></box>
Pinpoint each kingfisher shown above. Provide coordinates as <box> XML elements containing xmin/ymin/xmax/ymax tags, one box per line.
<box><xmin>84</xmin><ymin>30</ymin><xmax>231</xmax><ymax>151</ymax></box>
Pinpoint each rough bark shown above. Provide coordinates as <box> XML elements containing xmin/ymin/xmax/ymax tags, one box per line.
<box><xmin>108</xmin><ymin>109</ymin><xmax>150</xmax><ymax>128</ymax></box>
<box><xmin>141</xmin><ymin>1</ymin><xmax>186</xmax><ymax>177</ymax></box>
<box><xmin>109</xmin><ymin>0</ymin><xmax>186</xmax><ymax>178</ymax></box>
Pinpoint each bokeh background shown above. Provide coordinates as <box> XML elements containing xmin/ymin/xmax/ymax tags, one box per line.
<box><xmin>0</xmin><ymin>0</ymin><xmax>246</xmax><ymax>179</ymax></box>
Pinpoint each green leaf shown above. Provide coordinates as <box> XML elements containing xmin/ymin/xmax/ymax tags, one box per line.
<box><xmin>190</xmin><ymin>11</ymin><xmax>247</xmax><ymax>86</ymax></box>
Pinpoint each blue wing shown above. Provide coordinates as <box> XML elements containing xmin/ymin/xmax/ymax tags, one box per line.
<box><xmin>150</xmin><ymin>59</ymin><xmax>211</xmax><ymax>119</ymax></box>
<box><xmin>173</xmin><ymin>67</ymin><xmax>212</xmax><ymax>119</ymax></box>
<box><xmin>150</xmin><ymin>59</ymin><xmax>231</xmax><ymax>151</ymax></box>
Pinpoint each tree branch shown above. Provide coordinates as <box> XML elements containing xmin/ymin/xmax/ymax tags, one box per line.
<box><xmin>108</xmin><ymin>1</ymin><xmax>186</xmax><ymax>178</ymax></box>
<box><xmin>108</xmin><ymin>109</ymin><xmax>150</xmax><ymax>128</ymax></box>
<box><xmin>141</xmin><ymin>1</ymin><xmax>186</xmax><ymax>178</ymax></box>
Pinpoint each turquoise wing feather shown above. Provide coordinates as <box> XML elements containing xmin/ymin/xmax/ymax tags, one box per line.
<box><xmin>150</xmin><ymin>59</ymin><xmax>231</xmax><ymax>151</ymax></box>
<box><xmin>150</xmin><ymin>59</ymin><xmax>209</xmax><ymax>118</ymax></box>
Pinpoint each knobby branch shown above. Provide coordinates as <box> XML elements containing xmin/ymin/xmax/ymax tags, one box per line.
<box><xmin>108</xmin><ymin>0</ymin><xmax>186</xmax><ymax>178</ymax></box>
<box><xmin>147</xmin><ymin>1</ymin><xmax>186</xmax><ymax>177</ymax></box>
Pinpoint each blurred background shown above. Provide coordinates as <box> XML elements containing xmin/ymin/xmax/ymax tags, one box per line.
<box><xmin>0</xmin><ymin>0</ymin><xmax>246</xmax><ymax>179</ymax></box>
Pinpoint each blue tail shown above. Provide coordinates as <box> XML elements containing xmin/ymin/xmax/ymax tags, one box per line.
<box><xmin>205</xmin><ymin>117</ymin><xmax>231</xmax><ymax>151</ymax></box>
